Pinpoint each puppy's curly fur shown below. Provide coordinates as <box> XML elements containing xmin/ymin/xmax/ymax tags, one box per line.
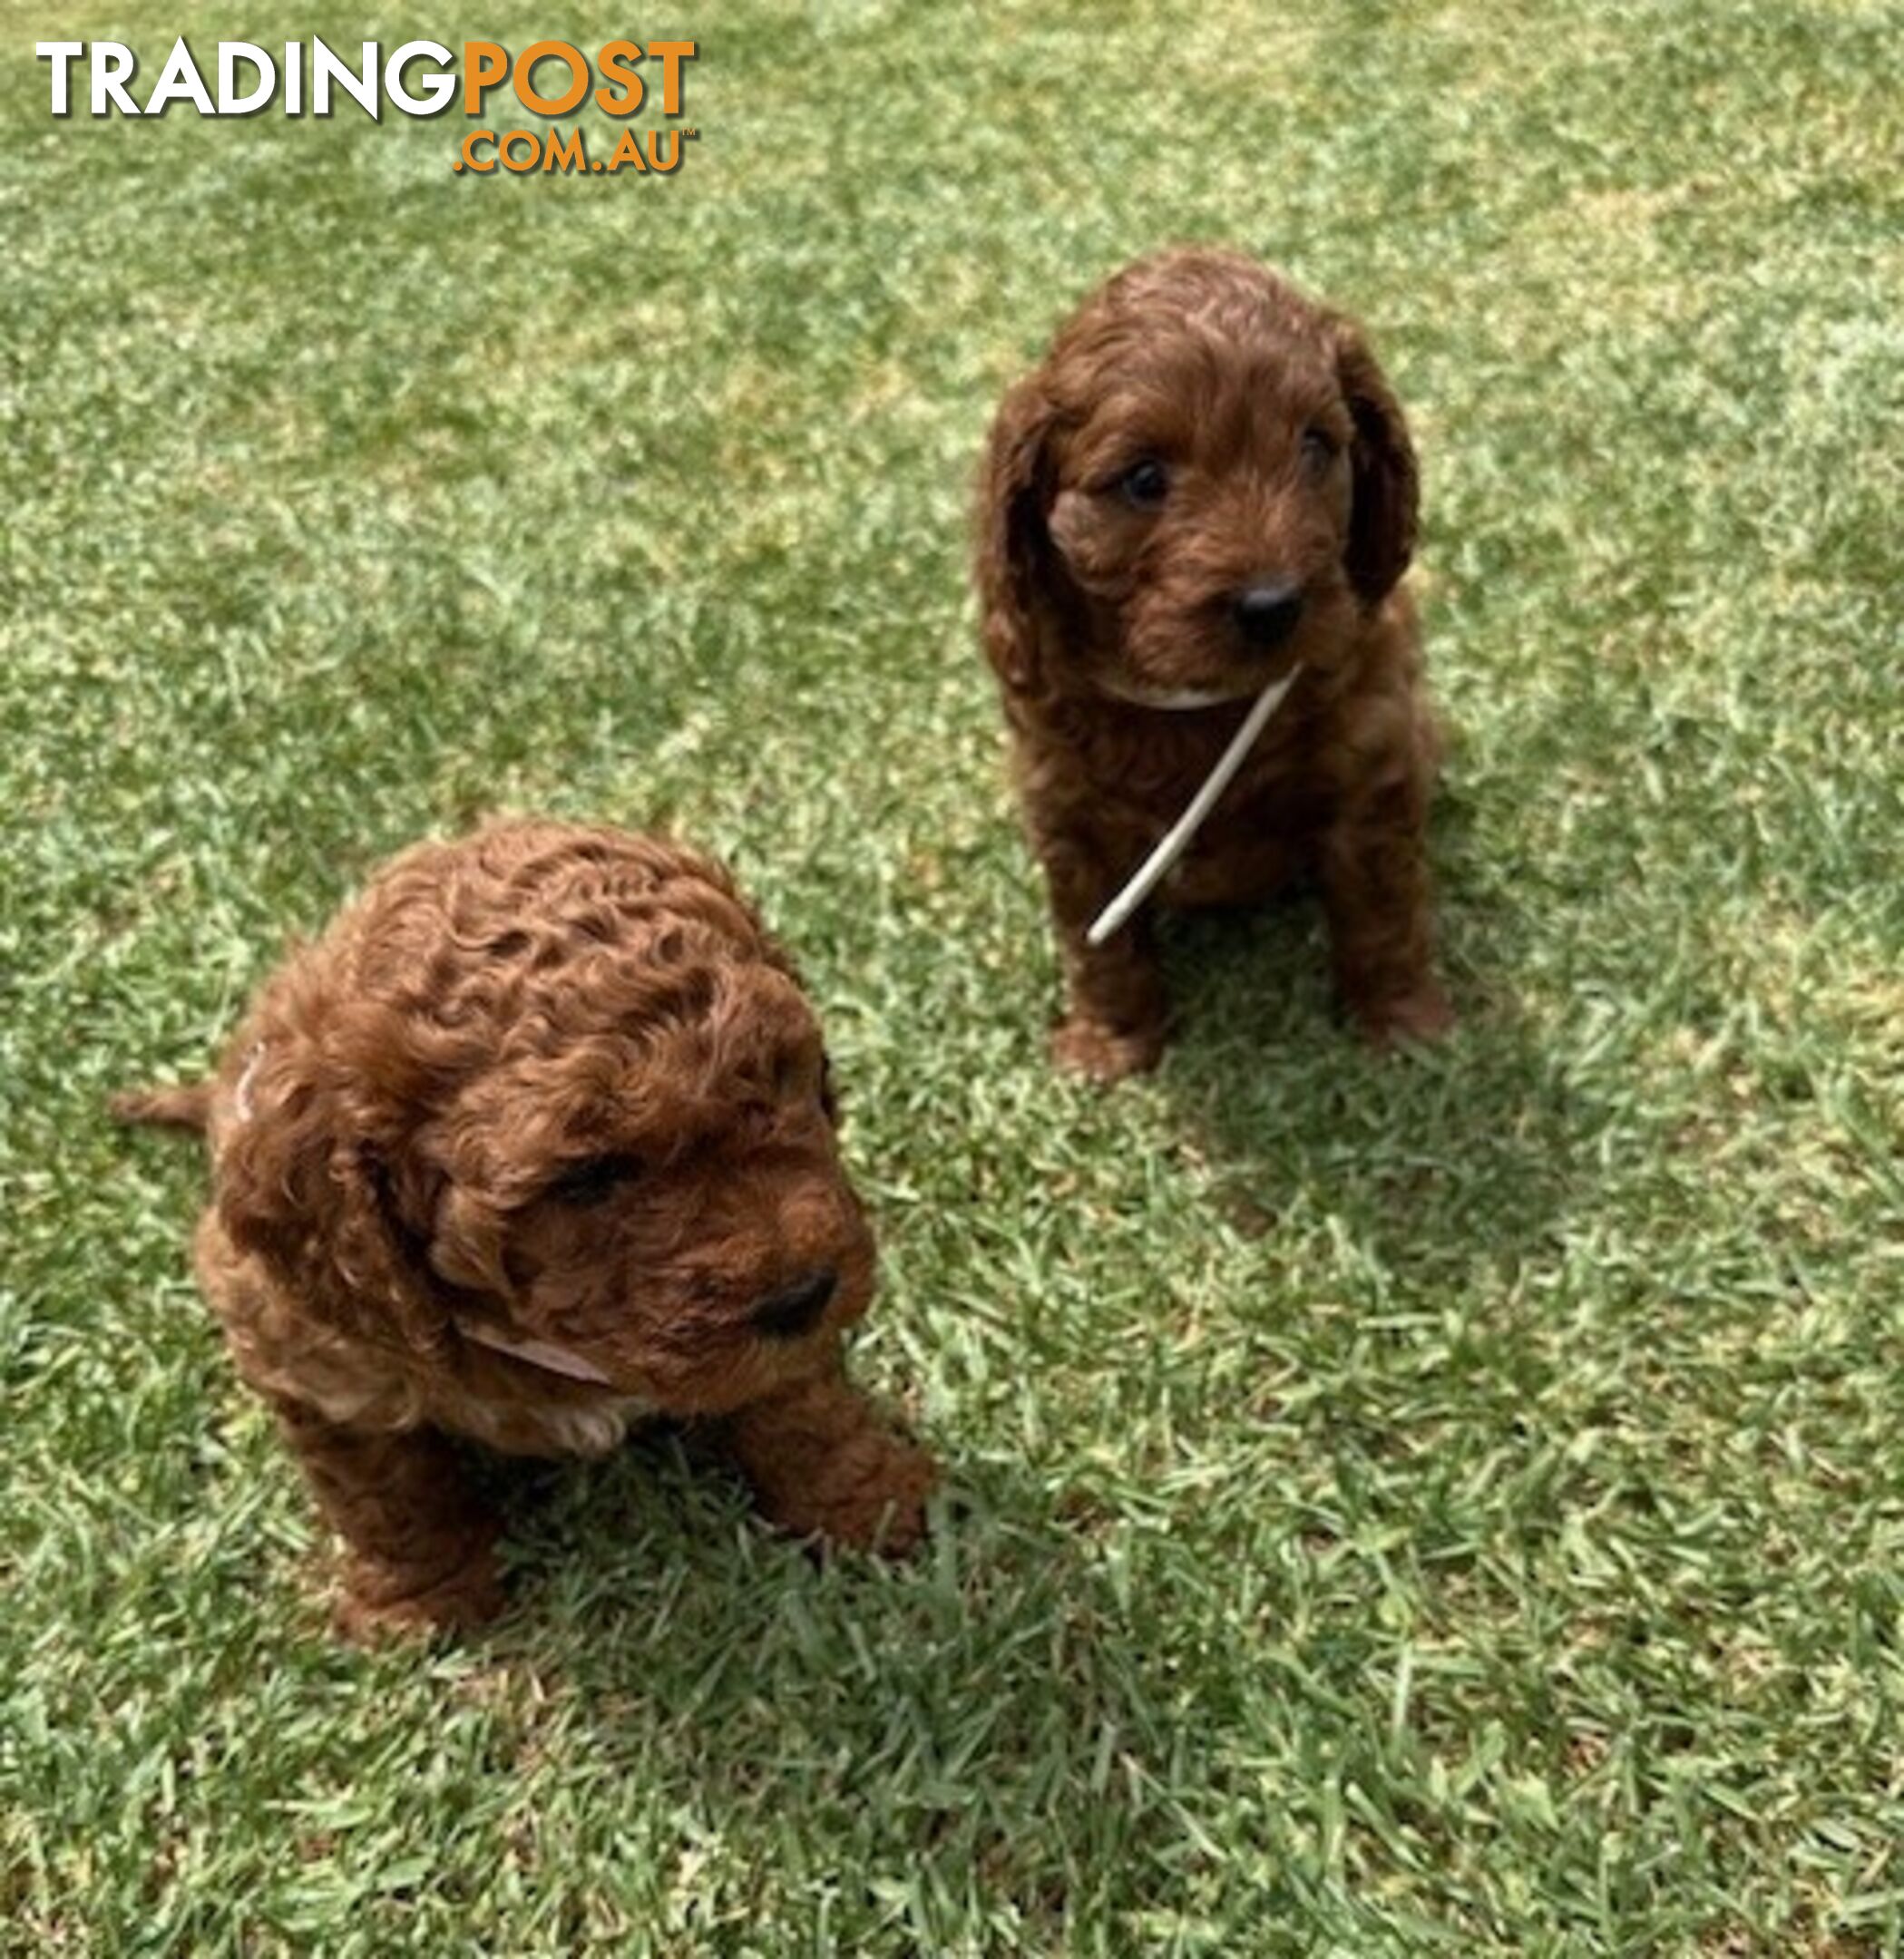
<box><xmin>116</xmin><ymin>819</ymin><xmax>934</xmax><ymax>1639</ymax></box>
<box><xmin>976</xmin><ymin>248</ymin><xmax>1452</xmax><ymax>1079</ymax></box>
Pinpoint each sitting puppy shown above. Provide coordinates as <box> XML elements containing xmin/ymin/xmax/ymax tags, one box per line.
<box><xmin>116</xmin><ymin>819</ymin><xmax>934</xmax><ymax>1639</ymax></box>
<box><xmin>975</xmin><ymin>247</ymin><xmax>1453</xmax><ymax>1080</ymax></box>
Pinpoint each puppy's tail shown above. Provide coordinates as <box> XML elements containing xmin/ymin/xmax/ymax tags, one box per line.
<box><xmin>110</xmin><ymin>1081</ymin><xmax>213</xmax><ymax>1134</ymax></box>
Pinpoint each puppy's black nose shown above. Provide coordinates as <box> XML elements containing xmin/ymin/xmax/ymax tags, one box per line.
<box><xmin>752</xmin><ymin>1267</ymin><xmax>838</xmax><ymax>1340</ymax></box>
<box><xmin>1231</xmin><ymin>580</ymin><xmax>1304</xmax><ymax>649</ymax></box>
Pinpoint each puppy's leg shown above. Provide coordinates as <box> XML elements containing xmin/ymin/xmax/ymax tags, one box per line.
<box><xmin>1037</xmin><ymin>825</ymin><xmax>1168</xmax><ymax>1082</ymax></box>
<box><xmin>726</xmin><ymin>1367</ymin><xmax>935</xmax><ymax>1556</ymax></box>
<box><xmin>1317</xmin><ymin>767</ymin><xmax>1452</xmax><ymax>1046</ymax></box>
<box><xmin>269</xmin><ymin>1398</ymin><xmax>505</xmax><ymax>1640</ymax></box>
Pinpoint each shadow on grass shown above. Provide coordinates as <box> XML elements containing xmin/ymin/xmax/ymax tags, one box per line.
<box><xmin>1149</xmin><ymin>859</ymin><xmax>1599</xmax><ymax>1289</ymax></box>
<box><xmin>463</xmin><ymin>1432</ymin><xmax>1295</xmax><ymax>1930</ymax></box>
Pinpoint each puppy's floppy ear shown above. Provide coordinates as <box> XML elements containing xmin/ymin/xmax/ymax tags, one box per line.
<box><xmin>975</xmin><ymin>375</ymin><xmax>1062</xmax><ymax>692</ymax></box>
<box><xmin>1331</xmin><ymin>318</ymin><xmax>1420</xmax><ymax>603</ymax></box>
<box><xmin>216</xmin><ymin>1004</ymin><xmax>454</xmax><ymax>1359</ymax></box>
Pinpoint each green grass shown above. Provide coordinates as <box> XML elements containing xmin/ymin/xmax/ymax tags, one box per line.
<box><xmin>4</xmin><ymin>1</ymin><xmax>1902</xmax><ymax>1952</ymax></box>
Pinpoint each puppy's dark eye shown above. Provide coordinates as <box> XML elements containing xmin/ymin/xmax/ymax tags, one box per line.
<box><xmin>1117</xmin><ymin>458</ymin><xmax>1170</xmax><ymax>510</ymax></box>
<box><xmin>545</xmin><ymin>1154</ymin><xmax>641</xmax><ymax>1208</ymax></box>
<box><xmin>1302</xmin><ymin>426</ymin><xmax>1341</xmax><ymax>473</ymax></box>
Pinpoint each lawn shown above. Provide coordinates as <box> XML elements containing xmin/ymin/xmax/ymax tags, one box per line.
<box><xmin>3</xmin><ymin>2</ymin><xmax>1901</xmax><ymax>1953</ymax></box>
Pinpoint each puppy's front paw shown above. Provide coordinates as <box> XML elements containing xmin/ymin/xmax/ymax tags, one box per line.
<box><xmin>821</xmin><ymin>1430</ymin><xmax>938</xmax><ymax>1555</ymax></box>
<box><xmin>1352</xmin><ymin>981</ymin><xmax>1455</xmax><ymax>1048</ymax></box>
<box><xmin>1051</xmin><ymin>1016</ymin><xmax>1165</xmax><ymax>1083</ymax></box>
<box><xmin>332</xmin><ymin>1537</ymin><xmax>506</xmax><ymax>1644</ymax></box>
<box><xmin>773</xmin><ymin>1429</ymin><xmax>938</xmax><ymax>1558</ymax></box>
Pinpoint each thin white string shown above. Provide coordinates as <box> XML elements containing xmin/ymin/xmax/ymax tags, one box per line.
<box><xmin>233</xmin><ymin>1044</ymin><xmax>265</xmax><ymax>1123</ymax></box>
<box><xmin>1086</xmin><ymin>665</ymin><xmax>1303</xmax><ymax>947</ymax></box>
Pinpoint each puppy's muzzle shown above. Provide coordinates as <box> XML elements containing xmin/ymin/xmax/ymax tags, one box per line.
<box><xmin>751</xmin><ymin>1266</ymin><xmax>838</xmax><ymax>1340</ymax></box>
<box><xmin>1231</xmin><ymin>579</ymin><xmax>1304</xmax><ymax>650</ymax></box>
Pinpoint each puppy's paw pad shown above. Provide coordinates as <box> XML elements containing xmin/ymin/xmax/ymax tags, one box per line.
<box><xmin>1051</xmin><ymin>1018</ymin><xmax>1164</xmax><ymax>1083</ymax></box>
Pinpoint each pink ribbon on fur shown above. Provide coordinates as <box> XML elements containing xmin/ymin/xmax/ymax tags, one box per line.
<box><xmin>462</xmin><ymin>1322</ymin><xmax>614</xmax><ymax>1385</ymax></box>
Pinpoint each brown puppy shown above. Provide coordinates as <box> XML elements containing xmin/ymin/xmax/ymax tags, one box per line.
<box><xmin>975</xmin><ymin>247</ymin><xmax>1452</xmax><ymax>1080</ymax></box>
<box><xmin>116</xmin><ymin>819</ymin><xmax>934</xmax><ymax>1640</ymax></box>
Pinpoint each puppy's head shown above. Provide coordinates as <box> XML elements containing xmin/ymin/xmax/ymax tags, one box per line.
<box><xmin>978</xmin><ymin>248</ymin><xmax>1417</xmax><ymax>706</ymax></box>
<box><xmin>218</xmin><ymin>822</ymin><xmax>872</xmax><ymax>1418</ymax></box>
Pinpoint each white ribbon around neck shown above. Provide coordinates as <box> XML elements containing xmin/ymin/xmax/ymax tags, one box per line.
<box><xmin>463</xmin><ymin>1321</ymin><xmax>613</xmax><ymax>1385</ymax></box>
<box><xmin>1086</xmin><ymin>665</ymin><xmax>1303</xmax><ymax>948</ymax></box>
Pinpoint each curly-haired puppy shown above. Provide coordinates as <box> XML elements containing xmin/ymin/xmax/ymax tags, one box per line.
<box><xmin>976</xmin><ymin>247</ymin><xmax>1452</xmax><ymax>1080</ymax></box>
<box><xmin>116</xmin><ymin>819</ymin><xmax>935</xmax><ymax>1639</ymax></box>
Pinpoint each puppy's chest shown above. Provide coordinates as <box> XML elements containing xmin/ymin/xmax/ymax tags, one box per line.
<box><xmin>1073</xmin><ymin>726</ymin><xmax>1327</xmax><ymax>852</ymax></box>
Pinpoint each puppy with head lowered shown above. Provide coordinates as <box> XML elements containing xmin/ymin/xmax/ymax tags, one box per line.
<box><xmin>976</xmin><ymin>248</ymin><xmax>1453</xmax><ymax>1081</ymax></box>
<box><xmin>116</xmin><ymin>819</ymin><xmax>934</xmax><ymax>1640</ymax></box>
